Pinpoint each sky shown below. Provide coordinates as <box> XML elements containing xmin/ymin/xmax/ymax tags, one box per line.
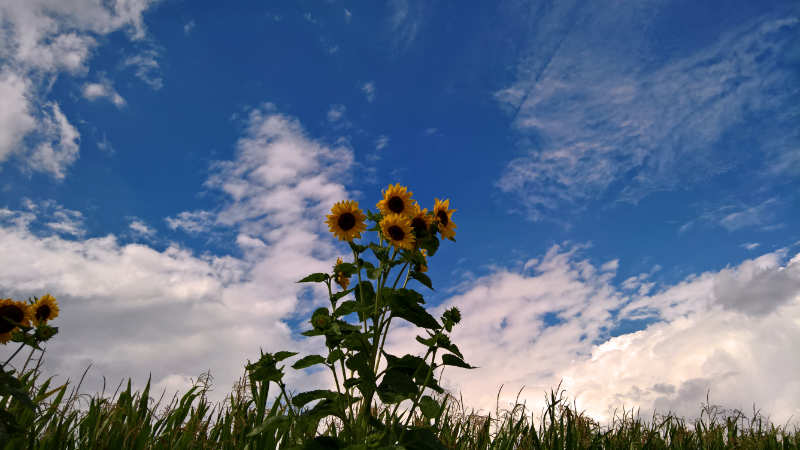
<box><xmin>0</xmin><ymin>0</ymin><xmax>799</xmax><ymax>429</ymax></box>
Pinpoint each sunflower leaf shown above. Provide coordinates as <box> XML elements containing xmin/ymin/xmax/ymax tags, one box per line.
<box><xmin>333</xmin><ymin>300</ymin><xmax>359</xmax><ymax>317</ymax></box>
<box><xmin>330</xmin><ymin>289</ymin><xmax>353</xmax><ymax>302</ymax></box>
<box><xmin>273</xmin><ymin>351</ymin><xmax>298</xmax><ymax>362</ymax></box>
<box><xmin>334</xmin><ymin>262</ymin><xmax>358</xmax><ymax>276</ymax></box>
<box><xmin>298</xmin><ymin>273</ymin><xmax>330</xmax><ymax>283</ymax></box>
<box><xmin>349</xmin><ymin>242</ymin><xmax>368</xmax><ymax>253</ymax></box>
<box><xmin>292</xmin><ymin>355</ymin><xmax>326</xmax><ymax>370</ymax></box>
<box><xmin>386</xmin><ymin>289</ymin><xmax>440</xmax><ymax>330</ymax></box>
<box><xmin>441</xmin><ymin>354</ymin><xmax>475</xmax><ymax>369</ymax></box>
<box><xmin>410</xmin><ymin>271</ymin><xmax>433</xmax><ymax>290</ymax></box>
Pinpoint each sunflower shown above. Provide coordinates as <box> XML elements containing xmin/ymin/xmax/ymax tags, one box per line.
<box><xmin>376</xmin><ymin>184</ymin><xmax>414</xmax><ymax>216</ymax></box>
<box><xmin>326</xmin><ymin>200</ymin><xmax>367</xmax><ymax>241</ymax></box>
<box><xmin>409</xmin><ymin>202</ymin><xmax>433</xmax><ymax>237</ymax></box>
<box><xmin>380</xmin><ymin>213</ymin><xmax>415</xmax><ymax>250</ymax></box>
<box><xmin>31</xmin><ymin>294</ymin><xmax>59</xmax><ymax>326</ymax></box>
<box><xmin>334</xmin><ymin>257</ymin><xmax>350</xmax><ymax>290</ymax></box>
<box><xmin>0</xmin><ymin>299</ymin><xmax>32</xmax><ymax>344</ymax></box>
<box><xmin>433</xmin><ymin>198</ymin><xmax>457</xmax><ymax>239</ymax></box>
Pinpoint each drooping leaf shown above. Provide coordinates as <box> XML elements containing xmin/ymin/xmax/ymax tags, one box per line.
<box><xmin>247</xmin><ymin>415</ymin><xmax>291</xmax><ymax>438</ymax></box>
<box><xmin>292</xmin><ymin>354</ymin><xmax>326</xmax><ymax>370</ymax></box>
<box><xmin>441</xmin><ymin>354</ymin><xmax>474</xmax><ymax>369</ymax></box>
<box><xmin>387</xmin><ymin>289</ymin><xmax>440</xmax><ymax>330</ymax></box>
<box><xmin>410</xmin><ymin>271</ymin><xmax>433</xmax><ymax>290</ymax></box>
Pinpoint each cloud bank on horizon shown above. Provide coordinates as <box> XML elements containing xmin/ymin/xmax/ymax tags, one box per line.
<box><xmin>0</xmin><ymin>0</ymin><xmax>798</xmax><ymax>429</ymax></box>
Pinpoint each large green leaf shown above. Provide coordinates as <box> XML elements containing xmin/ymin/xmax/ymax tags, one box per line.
<box><xmin>291</xmin><ymin>389</ymin><xmax>339</xmax><ymax>409</ymax></box>
<box><xmin>419</xmin><ymin>396</ymin><xmax>440</xmax><ymax>419</ymax></box>
<box><xmin>298</xmin><ymin>273</ymin><xmax>330</xmax><ymax>283</ymax></box>
<box><xmin>387</xmin><ymin>289</ymin><xmax>440</xmax><ymax>330</ymax></box>
<box><xmin>376</xmin><ymin>368</ymin><xmax>418</xmax><ymax>404</ymax></box>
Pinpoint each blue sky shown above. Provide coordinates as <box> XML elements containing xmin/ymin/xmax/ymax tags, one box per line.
<box><xmin>1</xmin><ymin>0</ymin><xmax>799</xmax><ymax>426</ymax></box>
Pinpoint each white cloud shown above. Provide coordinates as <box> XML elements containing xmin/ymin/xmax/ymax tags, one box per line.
<box><xmin>496</xmin><ymin>11</ymin><xmax>800</xmax><ymax>220</ymax></box>
<box><xmin>375</xmin><ymin>135</ymin><xmax>389</xmax><ymax>150</ymax></box>
<box><xmin>742</xmin><ymin>243</ymin><xmax>761</xmax><ymax>251</ymax></box>
<box><xmin>0</xmin><ymin>107</ymin><xmax>354</xmax><ymax>405</ymax></box>
<box><xmin>82</xmin><ymin>78</ymin><xmax>126</xmax><ymax>108</ymax></box>
<box><xmin>326</xmin><ymin>104</ymin><xmax>346</xmax><ymax>122</ymax></box>
<box><xmin>0</xmin><ymin>71</ymin><xmax>36</xmax><ymax>162</ymax></box>
<box><xmin>0</xmin><ymin>0</ymin><xmax>159</xmax><ymax>177</ymax></box>
<box><xmin>385</xmin><ymin>244</ymin><xmax>800</xmax><ymax>428</ymax></box>
<box><xmin>361</xmin><ymin>81</ymin><xmax>376</xmax><ymax>102</ymax></box>
<box><xmin>344</xmin><ymin>9</ymin><xmax>352</xmax><ymax>23</ymax></box>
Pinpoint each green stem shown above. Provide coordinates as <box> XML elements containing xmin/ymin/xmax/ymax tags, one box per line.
<box><xmin>401</xmin><ymin>346</ymin><xmax>439</xmax><ymax>432</ymax></box>
<box><xmin>1</xmin><ymin>343</ymin><xmax>26</xmax><ymax>368</ymax></box>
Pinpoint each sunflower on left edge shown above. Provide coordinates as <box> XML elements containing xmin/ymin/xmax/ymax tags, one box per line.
<box><xmin>326</xmin><ymin>200</ymin><xmax>367</xmax><ymax>241</ymax></box>
<box><xmin>0</xmin><ymin>299</ymin><xmax>32</xmax><ymax>344</ymax></box>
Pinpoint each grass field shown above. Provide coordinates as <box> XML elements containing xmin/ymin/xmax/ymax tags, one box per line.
<box><xmin>2</xmin><ymin>350</ymin><xmax>798</xmax><ymax>449</ymax></box>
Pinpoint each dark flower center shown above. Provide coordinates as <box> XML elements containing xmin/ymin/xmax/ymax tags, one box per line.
<box><xmin>0</xmin><ymin>305</ymin><xmax>24</xmax><ymax>333</ymax></box>
<box><xmin>36</xmin><ymin>305</ymin><xmax>51</xmax><ymax>321</ymax></box>
<box><xmin>337</xmin><ymin>213</ymin><xmax>356</xmax><ymax>231</ymax></box>
<box><xmin>387</xmin><ymin>196</ymin><xmax>405</xmax><ymax>213</ymax></box>
<box><xmin>388</xmin><ymin>225</ymin><xmax>405</xmax><ymax>241</ymax></box>
<box><xmin>411</xmin><ymin>217</ymin><xmax>427</xmax><ymax>233</ymax></box>
<box><xmin>437</xmin><ymin>210</ymin><xmax>449</xmax><ymax>226</ymax></box>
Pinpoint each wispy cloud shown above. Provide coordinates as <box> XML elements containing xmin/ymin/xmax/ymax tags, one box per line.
<box><xmin>361</xmin><ymin>81</ymin><xmax>376</xmax><ymax>102</ymax></box>
<box><xmin>496</xmin><ymin>9</ymin><xmax>800</xmax><ymax>220</ymax></box>
<box><xmin>375</xmin><ymin>135</ymin><xmax>389</xmax><ymax>150</ymax></box>
<box><xmin>680</xmin><ymin>198</ymin><xmax>780</xmax><ymax>233</ymax></box>
<box><xmin>326</xmin><ymin>104</ymin><xmax>346</xmax><ymax>122</ymax></box>
<box><xmin>183</xmin><ymin>20</ymin><xmax>196</xmax><ymax>36</ymax></box>
<box><xmin>123</xmin><ymin>48</ymin><xmax>163</xmax><ymax>90</ymax></box>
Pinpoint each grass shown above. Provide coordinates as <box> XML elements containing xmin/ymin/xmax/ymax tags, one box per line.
<box><xmin>2</xmin><ymin>350</ymin><xmax>798</xmax><ymax>449</ymax></box>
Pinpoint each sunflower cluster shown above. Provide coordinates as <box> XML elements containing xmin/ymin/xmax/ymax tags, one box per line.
<box><xmin>0</xmin><ymin>294</ymin><xmax>59</xmax><ymax>343</ymax></box>
<box><xmin>326</xmin><ymin>183</ymin><xmax>457</xmax><ymax>251</ymax></box>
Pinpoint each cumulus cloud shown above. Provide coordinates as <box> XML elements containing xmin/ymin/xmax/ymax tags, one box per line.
<box><xmin>496</xmin><ymin>6</ymin><xmax>800</xmax><ymax>220</ymax></box>
<box><xmin>0</xmin><ymin>0</ymin><xmax>159</xmax><ymax>178</ymax></box>
<box><xmin>0</xmin><ymin>107</ymin><xmax>353</xmax><ymax>405</ymax></box>
<box><xmin>385</xmin><ymin>245</ymin><xmax>800</xmax><ymax>428</ymax></box>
